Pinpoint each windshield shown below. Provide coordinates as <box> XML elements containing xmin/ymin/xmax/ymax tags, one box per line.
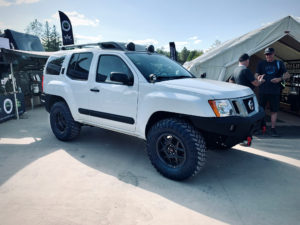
<box><xmin>126</xmin><ymin>53</ymin><xmax>194</xmax><ymax>82</ymax></box>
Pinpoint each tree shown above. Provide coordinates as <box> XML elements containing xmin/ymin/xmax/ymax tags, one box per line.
<box><xmin>0</xmin><ymin>29</ymin><xmax>2</xmax><ymax>35</ymax></box>
<box><xmin>179</xmin><ymin>47</ymin><xmax>190</xmax><ymax>64</ymax></box>
<box><xmin>50</xmin><ymin>25</ymin><xmax>61</xmax><ymax>51</ymax></box>
<box><xmin>25</xmin><ymin>19</ymin><xmax>43</xmax><ymax>38</ymax></box>
<box><xmin>156</xmin><ymin>48</ymin><xmax>169</xmax><ymax>57</ymax></box>
<box><xmin>26</xmin><ymin>19</ymin><xmax>61</xmax><ymax>51</ymax></box>
<box><xmin>42</xmin><ymin>21</ymin><xmax>51</xmax><ymax>51</ymax></box>
<box><xmin>187</xmin><ymin>50</ymin><xmax>203</xmax><ymax>62</ymax></box>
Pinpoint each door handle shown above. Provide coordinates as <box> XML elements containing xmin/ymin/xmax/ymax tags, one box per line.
<box><xmin>90</xmin><ymin>88</ymin><xmax>100</xmax><ymax>92</ymax></box>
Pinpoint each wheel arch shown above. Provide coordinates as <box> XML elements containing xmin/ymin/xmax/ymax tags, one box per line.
<box><xmin>145</xmin><ymin>111</ymin><xmax>193</xmax><ymax>138</ymax></box>
<box><xmin>45</xmin><ymin>94</ymin><xmax>68</xmax><ymax>113</ymax></box>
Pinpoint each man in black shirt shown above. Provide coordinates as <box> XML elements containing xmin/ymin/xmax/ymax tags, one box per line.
<box><xmin>230</xmin><ymin>53</ymin><xmax>265</xmax><ymax>90</ymax></box>
<box><xmin>255</xmin><ymin>47</ymin><xmax>290</xmax><ymax>137</ymax></box>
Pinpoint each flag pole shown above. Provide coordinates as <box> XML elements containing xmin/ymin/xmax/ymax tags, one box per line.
<box><xmin>10</xmin><ymin>62</ymin><xmax>19</xmax><ymax>120</ymax></box>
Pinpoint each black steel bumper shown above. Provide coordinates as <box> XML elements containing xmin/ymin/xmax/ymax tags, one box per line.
<box><xmin>189</xmin><ymin>107</ymin><xmax>265</xmax><ymax>147</ymax></box>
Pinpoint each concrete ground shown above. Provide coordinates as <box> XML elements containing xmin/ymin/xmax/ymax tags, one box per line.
<box><xmin>0</xmin><ymin>107</ymin><xmax>300</xmax><ymax>225</ymax></box>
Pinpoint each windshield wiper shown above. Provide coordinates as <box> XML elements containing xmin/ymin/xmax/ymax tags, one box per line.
<box><xmin>166</xmin><ymin>75</ymin><xmax>193</xmax><ymax>80</ymax></box>
<box><xmin>149</xmin><ymin>74</ymin><xmax>192</xmax><ymax>83</ymax></box>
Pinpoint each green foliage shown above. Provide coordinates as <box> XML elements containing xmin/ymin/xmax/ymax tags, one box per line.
<box><xmin>187</xmin><ymin>50</ymin><xmax>203</xmax><ymax>61</ymax></box>
<box><xmin>50</xmin><ymin>25</ymin><xmax>61</xmax><ymax>51</ymax></box>
<box><xmin>26</xmin><ymin>19</ymin><xmax>61</xmax><ymax>51</ymax></box>
<box><xmin>179</xmin><ymin>47</ymin><xmax>190</xmax><ymax>63</ymax></box>
<box><xmin>156</xmin><ymin>48</ymin><xmax>169</xmax><ymax>57</ymax></box>
<box><xmin>156</xmin><ymin>46</ymin><xmax>203</xmax><ymax>64</ymax></box>
<box><xmin>42</xmin><ymin>21</ymin><xmax>51</xmax><ymax>51</ymax></box>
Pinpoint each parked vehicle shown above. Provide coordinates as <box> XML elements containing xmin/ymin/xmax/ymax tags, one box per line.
<box><xmin>43</xmin><ymin>42</ymin><xmax>264</xmax><ymax>180</ymax></box>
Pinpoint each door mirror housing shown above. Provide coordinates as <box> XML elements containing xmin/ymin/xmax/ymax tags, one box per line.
<box><xmin>110</xmin><ymin>72</ymin><xmax>133</xmax><ymax>86</ymax></box>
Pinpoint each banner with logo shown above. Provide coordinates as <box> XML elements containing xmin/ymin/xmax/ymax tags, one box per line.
<box><xmin>59</xmin><ymin>11</ymin><xmax>74</xmax><ymax>46</ymax></box>
<box><xmin>0</xmin><ymin>93</ymin><xmax>25</xmax><ymax>123</ymax></box>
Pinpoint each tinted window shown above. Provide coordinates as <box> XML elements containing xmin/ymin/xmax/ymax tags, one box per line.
<box><xmin>126</xmin><ymin>53</ymin><xmax>193</xmax><ymax>82</ymax></box>
<box><xmin>46</xmin><ymin>56</ymin><xmax>65</xmax><ymax>75</ymax></box>
<box><xmin>97</xmin><ymin>55</ymin><xmax>132</xmax><ymax>83</ymax></box>
<box><xmin>67</xmin><ymin>53</ymin><xmax>93</xmax><ymax>80</ymax></box>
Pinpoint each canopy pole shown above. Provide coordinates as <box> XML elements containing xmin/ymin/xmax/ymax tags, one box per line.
<box><xmin>10</xmin><ymin>62</ymin><xmax>19</xmax><ymax>120</ymax></box>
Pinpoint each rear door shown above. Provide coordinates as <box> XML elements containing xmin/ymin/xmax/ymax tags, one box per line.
<box><xmin>65</xmin><ymin>52</ymin><xmax>93</xmax><ymax>122</ymax></box>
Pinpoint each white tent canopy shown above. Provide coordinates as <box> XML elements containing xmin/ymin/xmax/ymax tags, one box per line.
<box><xmin>184</xmin><ymin>16</ymin><xmax>300</xmax><ymax>81</ymax></box>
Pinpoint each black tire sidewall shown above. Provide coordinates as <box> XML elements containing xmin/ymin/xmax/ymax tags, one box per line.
<box><xmin>147</xmin><ymin>119</ymin><xmax>203</xmax><ymax>180</ymax></box>
<box><xmin>50</xmin><ymin>102</ymin><xmax>74</xmax><ymax>141</ymax></box>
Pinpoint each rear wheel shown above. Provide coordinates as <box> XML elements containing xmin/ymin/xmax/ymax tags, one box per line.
<box><xmin>147</xmin><ymin>118</ymin><xmax>206</xmax><ymax>180</ymax></box>
<box><xmin>50</xmin><ymin>102</ymin><xmax>81</xmax><ymax>141</ymax></box>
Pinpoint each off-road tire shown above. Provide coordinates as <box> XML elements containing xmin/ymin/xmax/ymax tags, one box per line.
<box><xmin>147</xmin><ymin>118</ymin><xmax>206</xmax><ymax>180</ymax></box>
<box><xmin>50</xmin><ymin>101</ymin><xmax>81</xmax><ymax>141</ymax></box>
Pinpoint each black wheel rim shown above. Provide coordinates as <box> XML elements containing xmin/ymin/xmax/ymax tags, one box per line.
<box><xmin>156</xmin><ymin>134</ymin><xmax>186</xmax><ymax>168</ymax></box>
<box><xmin>55</xmin><ymin>111</ymin><xmax>67</xmax><ymax>132</ymax></box>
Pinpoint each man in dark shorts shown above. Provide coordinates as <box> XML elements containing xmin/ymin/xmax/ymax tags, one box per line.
<box><xmin>255</xmin><ymin>47</ymin><xmax>290</xmax><ymax>137</ymax></box>
<box><xmin>229</xmin><ymin>53</ymin><xmax>265</xmax><ymax>90</ymax></box>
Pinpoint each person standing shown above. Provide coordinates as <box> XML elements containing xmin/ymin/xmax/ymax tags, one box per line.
<box><xmin>229</xmin><ymin>53</ymin><xmax>265</xmax><ymax>90</ymax></box>
<box><xmin>255</xmin><ymin>47</ymin><xmax>290</xmax><ymax>137</ymax></box>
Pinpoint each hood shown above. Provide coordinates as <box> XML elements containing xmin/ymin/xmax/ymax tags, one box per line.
<box><xmin>157</xmin><ymin>78</ymin><xmax>253</xmax><ymax>99</ymax></box>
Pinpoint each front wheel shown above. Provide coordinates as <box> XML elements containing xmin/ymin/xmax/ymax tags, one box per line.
<box><xmin>50</xmin><ymin>102</ymin><xmax>81</xmax><ymax>141</ymax></box>
<box><xmin>147</xmin><ymin>118</ymin><xmax>206</xmax><ymax>180</ymax></box>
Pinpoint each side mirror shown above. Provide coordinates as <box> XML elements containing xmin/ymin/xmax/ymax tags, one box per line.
<box><xmin>110</xmin><ymin>72</ymin><xmax>133</xmax><ymax>86</ymax></box>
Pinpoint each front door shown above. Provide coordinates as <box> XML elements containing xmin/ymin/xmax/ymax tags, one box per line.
<box><xmin>87</xmin><ymin>53</ymin><xmax>138</xmax><ymax>133</ymax></box>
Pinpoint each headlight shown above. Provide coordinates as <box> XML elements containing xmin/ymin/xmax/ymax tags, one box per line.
<box><xmin>208</xmin><ymin>100</ymin><xmax>234</xmax><ymax>117</ymax></box>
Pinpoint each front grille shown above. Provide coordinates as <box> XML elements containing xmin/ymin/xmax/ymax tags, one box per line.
<box><xmin>243</xmin><ymin>97</ymin><xmax>255</xmax><ymax>114</ymax></box>
<box><xmin>232</xmin><ymin>100</ymin><xmax>240</xmax><ymax>114</ymax></box>
<box><xmin>229</xmin><ymin>95</ymin><xmax>258</xmax><ymax>116</ymax></box>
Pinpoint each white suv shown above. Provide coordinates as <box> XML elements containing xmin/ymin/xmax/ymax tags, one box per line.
<box><xmin>43</xmin><ymin>42</ymin><xmax>264</xmax><ymax>180</ymax></box>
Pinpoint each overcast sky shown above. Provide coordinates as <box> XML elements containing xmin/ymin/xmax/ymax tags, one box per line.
<box><xmin>0</xmin><ymin>0</ymin><xmax>300</xmax><ymax>51</ymax></box>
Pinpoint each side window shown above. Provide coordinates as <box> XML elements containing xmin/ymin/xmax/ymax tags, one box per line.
<box><xmin>67</xmin><ymin>53</ymin><xmax>93</xmax><ymax>80</ymax></box>
<box><xmin>96</xmin><ymin>55</ymin><xmax>133</xmax><ymax>83</ymax></box>
<box><xmin>46</xmin><ymin>56</ymin><xmax>65</xmax><ymax>75</ymax></box>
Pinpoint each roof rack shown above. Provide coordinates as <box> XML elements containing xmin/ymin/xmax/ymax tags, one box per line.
<box><xmin>60</xmin><ymin>41</ymin><xmax>155</xmax><ymax>53</ymax></box>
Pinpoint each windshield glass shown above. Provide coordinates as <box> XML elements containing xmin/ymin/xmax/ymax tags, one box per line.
<box><xmin>126</xmin><ymin>53</ymin><xmax>193</xmax><ymax>82</ymax></box>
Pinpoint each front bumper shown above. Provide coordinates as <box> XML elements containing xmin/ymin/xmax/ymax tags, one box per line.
<box><xmin>189</xmin><ymin>106</ymin><xmax>265</xmax><ymax>147</ymax></box>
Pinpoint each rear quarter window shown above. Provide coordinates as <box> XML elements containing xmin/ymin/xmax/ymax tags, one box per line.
<box><xmin>66</xmin><ymin>52</ymin><xmax>93</xmax><ymax>80</ymax></box>
<box><xmin>45</xmin><ymin>56</ymin><xmax>65</xmax><ymax>75</ymax></box>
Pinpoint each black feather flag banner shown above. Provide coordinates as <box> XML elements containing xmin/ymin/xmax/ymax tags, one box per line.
<box><xmin>59</xmin><ymin>11</ymin><xmax>74</xmax><ymax>46</ymax></box>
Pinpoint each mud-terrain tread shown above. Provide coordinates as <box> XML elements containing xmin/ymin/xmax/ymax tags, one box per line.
<box><xmin>147</xmin><ymin>118</ymin><xmax>206</xmax><ymax>180</ymax></box>
<box><xmin>50</xmin><ymin>102</ymin><xmax>81</xmax><ymax>141</ymax></box>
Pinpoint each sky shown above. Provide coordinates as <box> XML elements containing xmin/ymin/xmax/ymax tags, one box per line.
<box><xmin>0</xmin><ymin>0</ymin><xmax>300</xmax><ymax>51</ymax></box>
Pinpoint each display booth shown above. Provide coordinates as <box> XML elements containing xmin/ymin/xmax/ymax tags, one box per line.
<box><xmin>0</xmin><ymin>93</ymin><xmax>25</xmax><ymax>123</ymax></box>
<box><xmin>0</xmin><ymin>48</ymin><xmax>51</xmax><ymax>122</ymax></box>
<box><xmin>184</xmin><ymin>16</ymin><xmax>300</xmax><ymax>116</ymax></box>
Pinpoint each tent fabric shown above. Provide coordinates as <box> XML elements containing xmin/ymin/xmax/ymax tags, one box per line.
<box><xmin>0</xmin><ymin>48</ymin><xmax>54</xmax><ymax>60</ymax></box>
<box><xmin>184</xmin><ymin>16</ymin><xmax>300</xmax><ymax>81</ymax></box>
<box><xmin>4</xmin><ymin>29</ymin><xmax>45</xmax><ymax>51</ymax></box>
